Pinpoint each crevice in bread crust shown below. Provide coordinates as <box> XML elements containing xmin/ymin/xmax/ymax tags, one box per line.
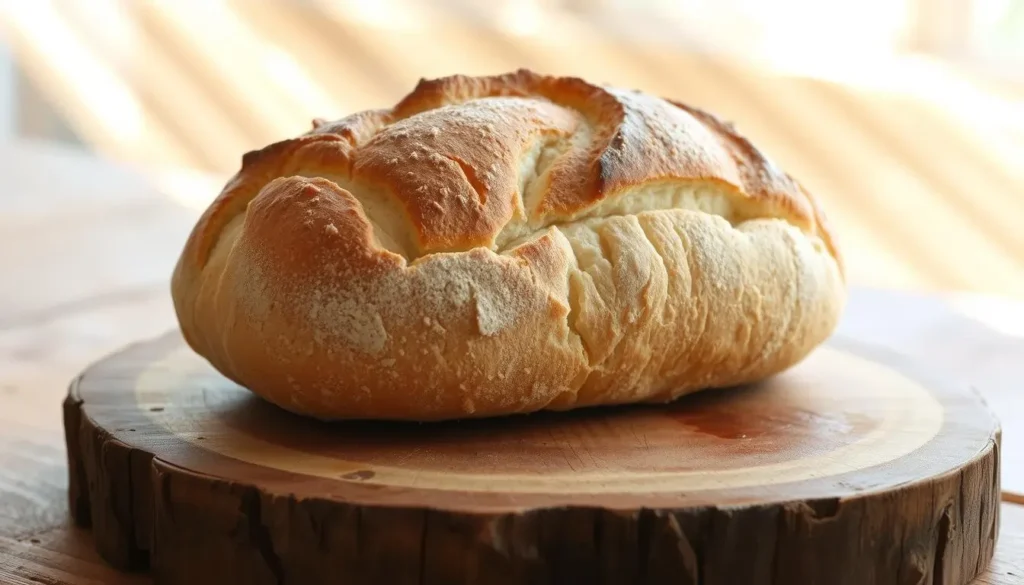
<box><xmin>561</xmin><ymin>218</ymin><xmax>675</xmax><ymax>406</ymax></box>
<box><xmin>590</xmin><ymin>220</ymin><xmax>642</xmax><ymax>377</ymax></box>
<box><xmin>493</xmin><ymin>181</ymin><xmax>746</xmax><ymax>256</ymax></box>
<box><xmin>520</xmin><ymin>133</ymin><xmax>576</xmax><ymax>215</ymax></box>
<box><xmin>442</xmin><ymin>153</ymin><xmax>487</xmax><ymax>205</ymax></box>
<box><xmin>636</xmin><ymin>217</ymin><xmax>672</xmax><ymax>328</ymax></box>
<box><xmin>295</xmin><ymin>172</ymin><xmax>417</xmax><ymax>258</ymax></box>
<box><xmin>633</xmin><ymin>218</ymin><xmax>670</xmax><ymax>395</ymax></box>
<box><xmin>561</xmin><ymin>222</ymin><xmax>612</xmax><ymax>376</ymax></box>
<box><xmin>562</xmin><ymin>231</ymin><xmax>592</xmax><ymax>370</ymax></box>
<box><xmin>499</xmin><ymin>127</ymin><xmax>584</xmax><ymax>248</ymax></box>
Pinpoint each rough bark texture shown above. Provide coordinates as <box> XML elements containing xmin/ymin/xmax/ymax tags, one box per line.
<box><xmin>64</xmin><ymin>382</ymin><xmax>90</xmax><ymax>529</ymax></box>
<box><xmin>71</xmin><ymin>395</ymin><xmax>150</xmax><ymax>570</ymax></box>
<box><xmin>64</xmin><ymin>397</ymin><xmax>1001</xmax><ymax>585</ymax></box>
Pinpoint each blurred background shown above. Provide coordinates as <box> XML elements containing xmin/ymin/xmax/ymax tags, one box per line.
<box><xmin>3</xmin><ymin>3</ymin><xmax>1024</xmax><ymax>574</ymax></box>
<box><xmin>0</xmin><ymin>0</ymin><xmax>1023</xmax><ymax>297</ymax></box>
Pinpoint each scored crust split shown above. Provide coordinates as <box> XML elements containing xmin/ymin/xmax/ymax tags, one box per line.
<box><xmin>171</xmin><ymin>69</ymin><xmax>846</xmax><ymax>421</ymax></box>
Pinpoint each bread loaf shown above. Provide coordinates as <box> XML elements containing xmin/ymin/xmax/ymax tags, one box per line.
<box><xmin>171</xmin><ymin>69</ymin><xmax>846</xmax><ymax>421</ymax></box>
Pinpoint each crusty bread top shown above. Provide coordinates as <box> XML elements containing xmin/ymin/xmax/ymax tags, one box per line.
<box><xmin>178</xmin><ymin>69</ymin><xmax>841</xmax><ymax>274</ymax></box>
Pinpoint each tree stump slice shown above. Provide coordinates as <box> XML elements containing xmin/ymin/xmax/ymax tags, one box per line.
<box><xmin>63</xmin><ymin>331</ymin><xmax>1000</xmax><ymax>585</ymax></box>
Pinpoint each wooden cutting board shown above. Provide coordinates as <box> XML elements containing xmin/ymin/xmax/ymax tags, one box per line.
<box><xmin>64</xmin><ymin>332</ymin><xmax>1000</xmax><ymax>585</ymax></box>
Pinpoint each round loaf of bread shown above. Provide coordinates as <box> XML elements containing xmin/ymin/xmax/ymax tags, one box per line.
<box><xmin>171</xmin><ymin>70</ymin><xmax>846</xmax><ymax>421</ymax></box>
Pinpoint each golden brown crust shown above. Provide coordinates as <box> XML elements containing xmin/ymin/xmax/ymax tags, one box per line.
<box><xmin>171</xmin><ymin>69</ymin><xmax>846</xmax><ymax>421</ymax></box>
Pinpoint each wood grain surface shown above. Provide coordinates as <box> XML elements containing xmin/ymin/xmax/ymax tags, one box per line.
<box><xmin>0</xmin><ymin>142</ymin><xmax>1022</xmax><ymax>583</ymax></box>
<box><xmin>65</xmin><ymin>330</ymin><xmax>1002</xmax><ymax>584</ymax></box>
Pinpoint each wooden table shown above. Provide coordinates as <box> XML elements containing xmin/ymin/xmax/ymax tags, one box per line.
<box><xmin>1</xmin><ymin>140</ymin><xmax>1022</xmax><ymax>583</ymax></box>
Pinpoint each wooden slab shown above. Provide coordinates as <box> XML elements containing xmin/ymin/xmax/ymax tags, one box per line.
<box><xmin>64</xmin><ymin>332</ymin><xmax>1000</xmax><ymax>585</ymax></box>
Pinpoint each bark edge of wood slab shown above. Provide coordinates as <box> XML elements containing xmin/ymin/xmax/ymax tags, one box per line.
<box><xmin>63</xmin><ymin>331</ymin><xmax>1001</xmax><ymax>585</ymax></box>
